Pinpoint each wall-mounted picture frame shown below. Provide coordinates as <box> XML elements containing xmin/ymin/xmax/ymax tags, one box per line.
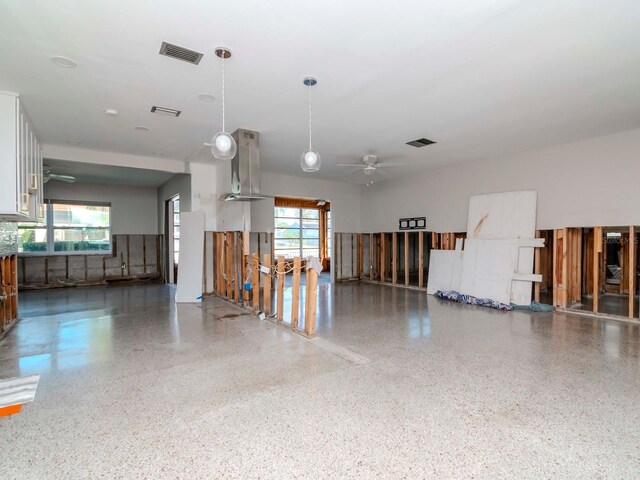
<box><xmin>399</xmin><ymin>217</ymin><xmax>426</xmax><ymax>230</ymax></box>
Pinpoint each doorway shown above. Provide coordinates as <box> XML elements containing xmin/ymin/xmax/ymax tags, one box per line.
<box><xmin>166</xmin><ymin>195</ymin><xmax>180</xmax><ymax>284</ymax></box>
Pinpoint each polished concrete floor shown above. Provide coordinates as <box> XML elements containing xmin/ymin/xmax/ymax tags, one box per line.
<box><xmin>569</xmin><ymin>293</ymin><xmax>638</xmax><ymax>318</ymax></box>
<box><xmin>1</xmin><ymin>283</ymin><xmax>639</xmax><ymax>479</ymax></box>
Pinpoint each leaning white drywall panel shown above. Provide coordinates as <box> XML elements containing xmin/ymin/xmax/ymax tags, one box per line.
<box><xmin>467</xmin><ymin>191</ymin><xmax>537</xmax><ymax>239</ymax></box>
<box><xmin>426</xmin><ymin>250</ymin><xmax>463</xmax><ymax>295</ymax></box>
<box><xmin>459</xmin><ymin>238</ymin><xmax>543</xmax><ymax>306</ymax></box>
<box><xmin>466</xmin><ymin>191</ymin><xmax>537</xmax><ymax>305</ymax></box>
<box><xmin>459</xmin><ymin>239</ymin><xmax>516</xmax><ymax>305</ymax></box>
<box><xmin>175</xmin><ymin>211</ymin><xmax>205</xmax><ymax>303</ymax></box>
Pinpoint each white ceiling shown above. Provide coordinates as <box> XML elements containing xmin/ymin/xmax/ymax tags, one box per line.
<box><xmin>44</xmin><ymin>159</ymin><xmax>176</xmax><ymax>187</ymax></box>
<box><xmin>1</xmin><ymin>0</ymin><xmax>639</xmax><ymax>184</ymax></box>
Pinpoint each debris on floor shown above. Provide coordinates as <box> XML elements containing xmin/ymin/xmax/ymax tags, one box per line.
<box><xmin>435</xmin><ymin>290</ymin><xmax>513</xmax><ymax>311</ymax></box>
<box><xmin>512</xmin><ymin>301</ymin><xmax>554</xmax><ymax>312</ymax></box>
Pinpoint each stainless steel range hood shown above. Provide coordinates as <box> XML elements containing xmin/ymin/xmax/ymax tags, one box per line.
<box><xmin>219</xmin><ymin>128</ymin><xmax>270</xmax><ymax>202</ymax></box>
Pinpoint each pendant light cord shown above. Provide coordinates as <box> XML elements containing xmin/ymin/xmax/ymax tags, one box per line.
<box><xmin>308</xmin><ymin>84</ymin><xmax>312</xmax><ymax>150</ymax></box>
<box><xmin>222</xmin><ymin>54</ymin><xmax>226</xmax><ymax>133</ymax></box>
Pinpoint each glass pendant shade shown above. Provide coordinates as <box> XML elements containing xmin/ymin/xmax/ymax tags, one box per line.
<box><xmin>210</xmin><ymin>131</ymin><xmax>237</xmax><ymax>160</ymax></box>
<box><xmin>300</xmin><ymin>149</ymin><xmax>321</xmax><ymax>172</ymax></box>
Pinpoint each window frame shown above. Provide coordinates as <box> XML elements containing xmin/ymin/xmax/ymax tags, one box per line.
<box><xmin>18</xmin><ymin>200</ymin><xmax>112</xmax><ymax>256</ymax></box>
<box><xmin>274</xmin><ymin>206</ymin><xmax>320</xmax><ymax>259</ymax></box>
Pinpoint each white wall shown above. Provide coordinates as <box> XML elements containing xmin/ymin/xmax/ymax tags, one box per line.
<box><xmin>250</xmin><ymin>171</ymin><xmax>362</xmax><ymax>233</ymax></box>
<box><xmin>189</xmin><ymin>163</ymin><xmax>218</xmax><ymax>231</ymax></box>
<box><xmin>362</xmin><ymin>127</ymin><xmax>640</xmax><ymax>232</ymax></box>
<box><xmin>44</xmin><ymin>181</ymin><xmax>158</xmax><ymax>234</ymax></box>
<box><xmin>157</xmin><ymin>173</ymin><xmax>191</xmax><ymax>235</ymax></box>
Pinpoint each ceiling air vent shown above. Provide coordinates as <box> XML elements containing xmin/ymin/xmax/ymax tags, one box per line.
<box><xmin>159</xmin><ymin>41</ymin><xmax>203</xmax><ymax>65</ymax></box>
<box><xmin>151</xmin><ymin>106</ymin><xmax>181</xmax><ymax>117</ymax></box>
<box><xmin>406</xmin><ymin>138</ymin><xmax>436</xmax><ymax>148</ymax></box>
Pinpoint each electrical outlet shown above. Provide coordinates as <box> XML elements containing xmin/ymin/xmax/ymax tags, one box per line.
<box><xmin>260</xmin><ymin>265</ymin><xmax>270</xmax><ymax>274</ymax></box>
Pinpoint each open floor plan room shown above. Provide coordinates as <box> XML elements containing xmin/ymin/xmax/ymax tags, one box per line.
<box><xmin>1</xmin><ymin>1</ymin><xmax>640</xmax><ymax>478</ymax></box>
<box><xmin>1</xmin><ymin>284</ymin><xmax>639</xmax><ymax>478</ymax></box>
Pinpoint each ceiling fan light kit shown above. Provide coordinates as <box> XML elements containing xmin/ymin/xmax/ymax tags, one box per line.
<box><xmin>337</xmin><ymin>154</ymin><xmax>405</xmax><ymax>177</ymax></box>
<box><xmin>210</xmin><ymin>47</ymin><xmax>237</xmax><ymax>161</ymax></box>
<box><xmin>300</xmin><ymin>76</ymin><xmax>321</xmax><ymax>172</ymax></box>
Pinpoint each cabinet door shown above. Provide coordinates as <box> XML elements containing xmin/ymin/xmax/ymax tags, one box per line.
<box><xmin>18</xmin><ymin>112</ymin><xmax>29</xmax><ymax>216</ymax></box>
<box><xmin>37</xmin><ymin>145</ymin><xmax>44</xmax><ymax>221</ymax></box>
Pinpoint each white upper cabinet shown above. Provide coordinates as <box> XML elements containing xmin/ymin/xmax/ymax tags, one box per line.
<box><xmin>0</xmin><ymin>92</ymin><xmax>44</xmax><ymax>222</ymax></box>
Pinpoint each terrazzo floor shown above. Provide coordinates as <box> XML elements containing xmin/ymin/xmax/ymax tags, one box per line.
<box><xmin>1</xmin><ymin>283</ymin><xmax>639</xmax><ymax>479</ymax></box>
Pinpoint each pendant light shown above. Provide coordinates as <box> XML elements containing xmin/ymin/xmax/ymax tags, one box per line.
<box><xmin>300</xmin><ymin>77</ymin><xmax>321</xmax><ymax>172</ymax></box>
<box><xmin>210</xmin><ymin>47</ymin><xmax>237</xmax><ymax>160</ymax></box>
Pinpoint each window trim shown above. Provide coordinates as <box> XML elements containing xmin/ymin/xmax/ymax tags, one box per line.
<box><xmin>274</xmin><ymin>206</ymin><xmax>320</xmax><ymax>259</ymax></box>
<box><xmin>18</xmin><ymin>200</ymin><xmax>113</xmax><ymax>256</ymax></box>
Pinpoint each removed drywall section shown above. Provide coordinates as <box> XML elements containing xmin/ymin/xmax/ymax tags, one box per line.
<box><xmin>44</xmin><ymin>182</ymin><xmax>158</xmax><ymax>234</ymax></box>
<box><xmin>19</xmin><ymin>234</ymin><xmax>162</xmax><ymax>289</ymax></box>
<box><xmin>361</xmin><ymin>127</ymin><xmax>640</xmax><ymax>232</ymax></box>
<box><xmin>157</xmin><ymin>173</ymin><xmax>191</xmax><ymax>235</ymax></box>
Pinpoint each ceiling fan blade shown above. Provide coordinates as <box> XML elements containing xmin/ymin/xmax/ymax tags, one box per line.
<box><xmin>49</xmin><ymin>174</ymin><xmax>76</xmax><ymax>183</ymax></box>
<box><xmin>375</xmin><ymin>162</ymin><xmax>405</xmax><ymax>167</ymax></box>
<box><xmin>347</xmin><ymin>169</ymin><xmax>363</xmax><ymax>176</ymax></box>
<box><xmin>336</xmin><ymin>164</ymin><xmax>363</xmax><ymax>168</ymax></box>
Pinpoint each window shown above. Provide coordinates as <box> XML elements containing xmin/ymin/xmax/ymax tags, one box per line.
<box><xmin>172</xmin><ymin>196</ymin><xmax>180</xmax><ymax>265</ymax></box>
<box><xmin>18</xmin><ymin>201</ymin><xmax>111</xmax><ymax>254</ymax></box>
<box><xmin>274</xmin><ymin>207</ymin><xmax>320</xmax><ymax>259</ymax></box>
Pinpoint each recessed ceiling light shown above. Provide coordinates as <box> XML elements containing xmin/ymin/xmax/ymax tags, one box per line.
<box><xmin>134</xmin><ymin>126</ymin><xmax>150</xmax><ymax>131</ymax></box>
<box><xmin>65</xmin><ymin>139</ymin><xmax>81</xmax><ymax>145</ymax></box>
<box><xmin>104</xmin><ymin>108</ymin><xmax>119</xmax><ymax>117</ymax></box>
<box><xmin>198</xmin><ymin>93</ymin><xmax>215</xmax><ymax>102</ymax></box>
<box><xmin>50</xmin><ymin>56</ymin><xmax>77</xmax><ymax>68</ymax></box>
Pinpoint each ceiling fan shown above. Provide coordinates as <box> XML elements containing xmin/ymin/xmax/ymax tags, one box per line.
<box><xmin>43</xmin><ymin>165</ymin><xmax>76</xmax><ymax>184</ymax></box>
<box><xmin>337</xmin><ymin>154</ymin><xmax>404</xmax><ymax>176</ymax></box>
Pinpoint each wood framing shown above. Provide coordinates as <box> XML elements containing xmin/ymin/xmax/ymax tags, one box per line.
<box><xmin>404</xmin><ymin>231</ymin><xmax>409</xmax><ymax>287</ymax></box>
<box><xmin>276</xmin><ymin>255</ymin><xmax>285</xmax><ymax>321</ymax></box>
<box><xmin>418</xmin><ymin>231</ymin><xmax>424</xmax><ymax>288</ymax></box>
<box><xmin>553</xmin><ymin>229</ymin><xmax>564</xmax><ymax>307</ymax></box>
<box><xmin>1</xmin><ymin>255</ymin><xmax>18</xmax><ymax>335</ymax></box>
<box><xmin>225</xmin><ymin>232</ymin><xmax>233</xmax><ymax>301</ymax></box>
<box><xmin>380</xmin><ymin>234</ymin><xmax>387</xmax><ymax>282</ymax></box>
<box><xmin>593</xmin><ymin>226</ymin><xmax>603</xmax><ymax>313</ymax></box>
<box><xmin>357</xmin><ymin>234</ymin><xmax>363</xmax><ymax>279</ymax></box>
<box><xmin>630</xmin><ymin>226</ymin><xmax>636</xmax><ymax>318</ymax></box>
<box><xmin>392</xmin><ymin>232</ymin><xmax>398</xmax><ymax>284</ymax></box>
<box><xmin>304</xmin><ymin>268</ymin><xmax>318</xmax><ymax>337</ymax></box>
<box><xmin>553</xmin><ymin>228</ymin><xmax>582</xmax><ymax>308</ymax></box>
<box><xmin>369</xmin><ymin>234</ymin><xmax>375</xmax><ymax>281</ymax></box>
<box><xmin>291</xmin><ymin>257</ymin><xmax>301</xmax><ymax>328</ymax></box>
<box><xmin>252</xmin><ymin>253</ymin><xmax>260</xmax><ymax>312</ymax></box>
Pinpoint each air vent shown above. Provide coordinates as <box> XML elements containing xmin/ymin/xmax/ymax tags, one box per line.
<box><xmin>159</xmin><ymin>41</ymin><xmax>203</xmax><ymax>65</ymax></box>
<box><xmin>151</xmin><ymin>106</ymin><xmax>181</xmax><ymax>117</ymax></box>
<box><xmin>406</xmin><ymin>138</ymin><xmax>436</xmax><ymax>148</ymax></box>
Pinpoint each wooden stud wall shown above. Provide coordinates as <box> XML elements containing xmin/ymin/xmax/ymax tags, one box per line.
<box><xmin>0</xmin><ymin>254</ymin><xmax>18</xmax><ymax>336</ymax></box>
<box><xmin>211</xmin><ymin>231</ymin><xmax>319</xmax><ymax>338</ymax></box>
<box><xmin>593</xmin><ymin>226</ymin><xmax>603</xmax><ymax>313</ymax></box>
<box><xmin>19</xmin><ymin>234</ymin><xmax>163</xmax><ymax>290</ymax></box>
<box><xmin>629</xmin><ymin>226</ymin><xmax>636</xmax><ymax>318</ymax></box>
